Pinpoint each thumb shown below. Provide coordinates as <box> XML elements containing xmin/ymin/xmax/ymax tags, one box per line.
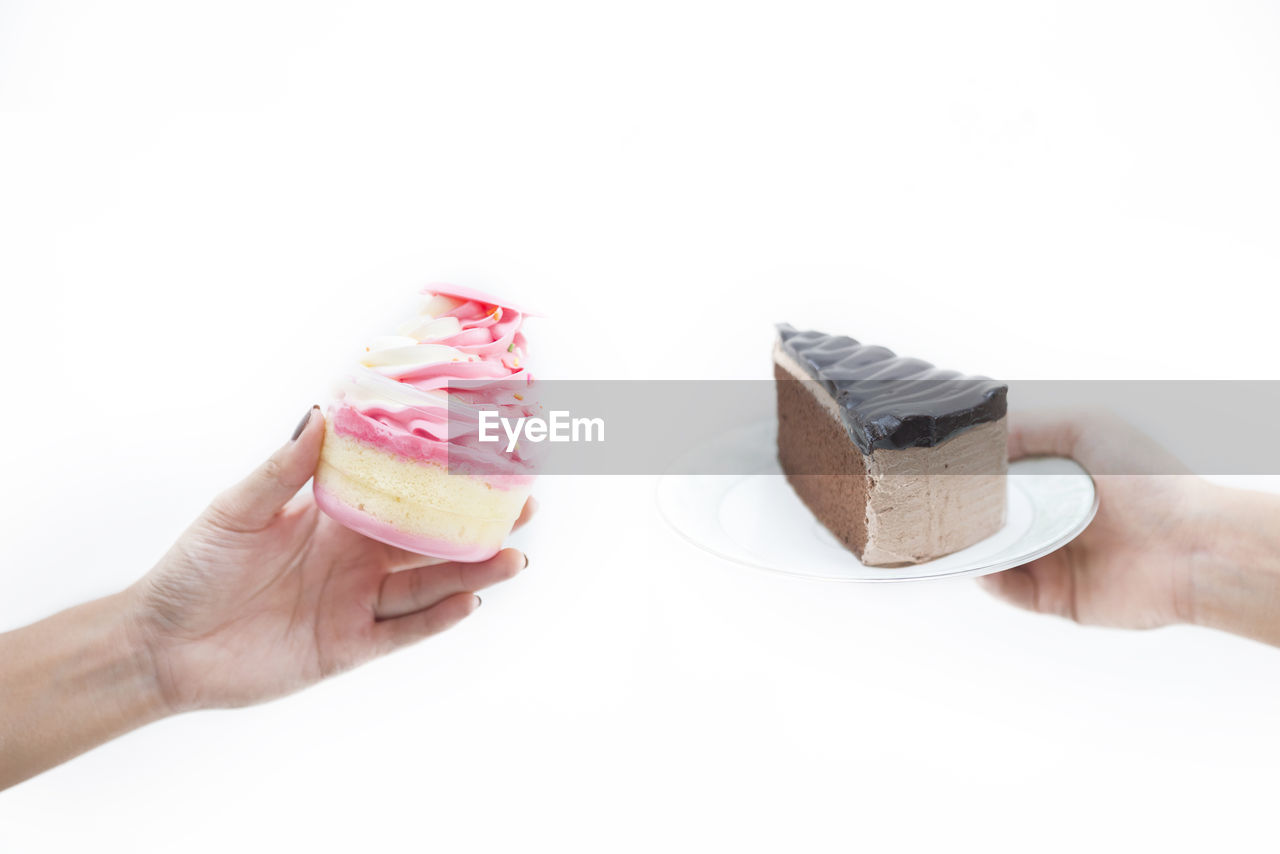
<box><xmin>208</xmin><ymin>406</ymin><xmax>325</xmax><ymax>531</ymax></box>
<box><xmin>1008</xmin><ymin>409</ymin><xmax>1189</xmax><ymax>475</ymax></box>
<box><xmin>1006</xmin><ymin>410</ymin><xmax>1086</xmax><ymax>463</ymax></box>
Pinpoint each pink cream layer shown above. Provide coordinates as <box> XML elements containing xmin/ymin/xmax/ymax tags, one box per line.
<box><xmin>329</xmin><ymin>404</ymin><xmax>533</xmax><ymax>489</ymax></box>
<box><xmin>330</xmin><ymin>285</ymin><xmax>536</xmax><ymax>486</ymax></box>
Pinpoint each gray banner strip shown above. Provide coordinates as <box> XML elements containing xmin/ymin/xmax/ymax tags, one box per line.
<box><xmin>439</xmin><ymin>380</ymin><xmax>1280</xmax><ymax>475</ymax></box>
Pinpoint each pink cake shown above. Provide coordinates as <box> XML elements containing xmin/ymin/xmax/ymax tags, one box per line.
<box><xmin>313</xmin><ymin>285</ymin><xmax>537</xmax><ymax>561</ymax></box>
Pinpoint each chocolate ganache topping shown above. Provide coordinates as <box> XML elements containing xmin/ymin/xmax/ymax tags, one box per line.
<box><xmin>776</xmin><ymin>324</ymin><xmax>1007</xmax><ymax>452</ymax></box>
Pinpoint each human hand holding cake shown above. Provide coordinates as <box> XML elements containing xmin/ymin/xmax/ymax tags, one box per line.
<box><xmin>0</xmin><ymin>406</ymin><xmax>534</xmax><ymax>789</ymax></box>
<box><xmin>314</xmin><ymin>285</ymin><xmax>537</xmax><ymax>561</ymax></box>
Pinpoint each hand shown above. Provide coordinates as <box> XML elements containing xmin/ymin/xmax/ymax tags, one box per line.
<box><xmin>126</xmin><ymin>407</ymin><xmax>533</xmax><ymax>712</ymax></box>
<box><xmin>979</xmin><ymin>411</ymin><xmax>1213</xmax><ymax>629</ymax></box>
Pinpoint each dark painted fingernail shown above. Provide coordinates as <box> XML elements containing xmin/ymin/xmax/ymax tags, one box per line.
<box><xmin>474</xmin><ymin>594</ymin><xmax>483</xmax><ymax>608</ymax></box>
<box><xmin>523</xmin><ymin>553</ymin><xmax>529</xmax><ymax>568</ymax></box>
<box><xmin>291</xmin><ymin>406</ymin><xmax>318</xmax><ymax>441</ymax></box>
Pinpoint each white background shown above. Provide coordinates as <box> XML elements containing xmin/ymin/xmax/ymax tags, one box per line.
<box><xmin>2</xmin><ymin>1</ymin><xmax>1280</xmax><ymax>851</ymax></box>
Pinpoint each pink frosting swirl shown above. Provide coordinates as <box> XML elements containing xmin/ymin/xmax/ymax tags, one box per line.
<box><xmin>329</xmin><ymin>285</ymin><xmax>537</xmax><ymax>484</ymax></box>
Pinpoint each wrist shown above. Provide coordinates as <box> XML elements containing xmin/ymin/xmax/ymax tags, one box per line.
<box><xmin>117</xmin><ymin>584</ymin><xmax>188</xmax><ymax>717</ymax></box>
<box><xmin>92</xmin><ymin>590</ymin><xmax>175</xmax><ymax>726</ymax></box>
<box><xmin>1184</xmin><ymin>483</ymin><xmax>1280</xmax><ymax>643</ymax></box>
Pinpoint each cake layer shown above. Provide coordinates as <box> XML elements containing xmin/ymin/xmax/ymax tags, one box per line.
<box><xmin>329</xmin><ymin>403</ymin><xmax>534</xmax><ymax>486</ymax></box>
<box><xmin>775</xmin><ymin>359</ymin><xmax>873</xmax><ymax>555</ymax></box>
<box><xmin>861</xmin><ymin>421</ymin><xmax>1007</xmax><ymax>565</ymax></box>
<box><xmin>774</xmin><ymin>344</ymin><xmax>1007</xmax><ymax>566</ymax></box>
<box><xmin>776</xmin><ymin>323</ymin><xmax>1007</xmax><ymax>452</ymax></box>
<box><xmin>314</xmin><ymin>483</ymin><xmax>515</xmax><ymax>562</ymax></box>
<box><xmin>314</xmin><ymin>422</ymin><xmax>530</xmax><ymax>559</ymax></box>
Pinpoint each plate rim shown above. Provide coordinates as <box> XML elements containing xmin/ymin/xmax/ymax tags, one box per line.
<box><xmin>656</xmin><ymin>422</ymin><xmax>1099</xmax><ymax>584</ymax></box>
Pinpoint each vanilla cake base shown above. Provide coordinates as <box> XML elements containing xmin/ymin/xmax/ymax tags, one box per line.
<box><xmin>313</xmin><ymin>422</ymin><xmax>531</xmax><ymax>561</ymax></box>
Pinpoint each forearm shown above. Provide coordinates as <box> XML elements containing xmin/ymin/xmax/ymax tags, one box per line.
<box><xmin>0</xmin><ymin>590</ymin><xmax>168</xmax><ymax>790</ymax></box>
<box><xmin>1188</xmin><ymin>485</ymin><xmax>1280</xmax><ymax>646</ymax></box>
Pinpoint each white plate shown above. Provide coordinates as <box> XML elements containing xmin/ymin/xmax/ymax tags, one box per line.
<box><xmin>657</xmin><ymin>420</ymin><xmax>1098</xmax><ymax>582</ymax></box>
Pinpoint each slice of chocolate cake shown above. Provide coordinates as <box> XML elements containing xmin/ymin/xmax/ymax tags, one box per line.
<box><xmin>774</xmin><ymin>324</ymin><xmax>1008</xmax><ymax>566</ymax></box>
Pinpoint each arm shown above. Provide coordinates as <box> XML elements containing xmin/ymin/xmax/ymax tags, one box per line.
<box><xmin>981</xmin><ymin>411</ymin><xmax>1280</xmax><ymax>645</ymax></box>
<box><xmin>0</xmin><ymin>408</ymin><xmax>533</xmax><ymax>789</ymax></box>
<box><xmin>0</xmin><ymin>593</ymin><xmax>165</xmax><ymax>789</ymax></box>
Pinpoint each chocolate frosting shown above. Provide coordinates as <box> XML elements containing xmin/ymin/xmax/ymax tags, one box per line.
<box><xmin>776</xmin><ymin>324</ymin><xmax>1007</xmax><ymax>452</ymax></box>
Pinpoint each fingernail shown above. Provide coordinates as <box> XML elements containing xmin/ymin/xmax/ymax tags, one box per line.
<box><xmin>291</xmin><ymin>405</ymin><xmax>318</xmax><ymax>441</ymax></box>
<box><xmin>474</xmin><ymin>594</ymin><xmax>483</xmax><ymax>608</ymax></box>
<box><xmin>523</xmin><ymin>553</ymin><xmax>529</xmax><ymax>568</ymax></box>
